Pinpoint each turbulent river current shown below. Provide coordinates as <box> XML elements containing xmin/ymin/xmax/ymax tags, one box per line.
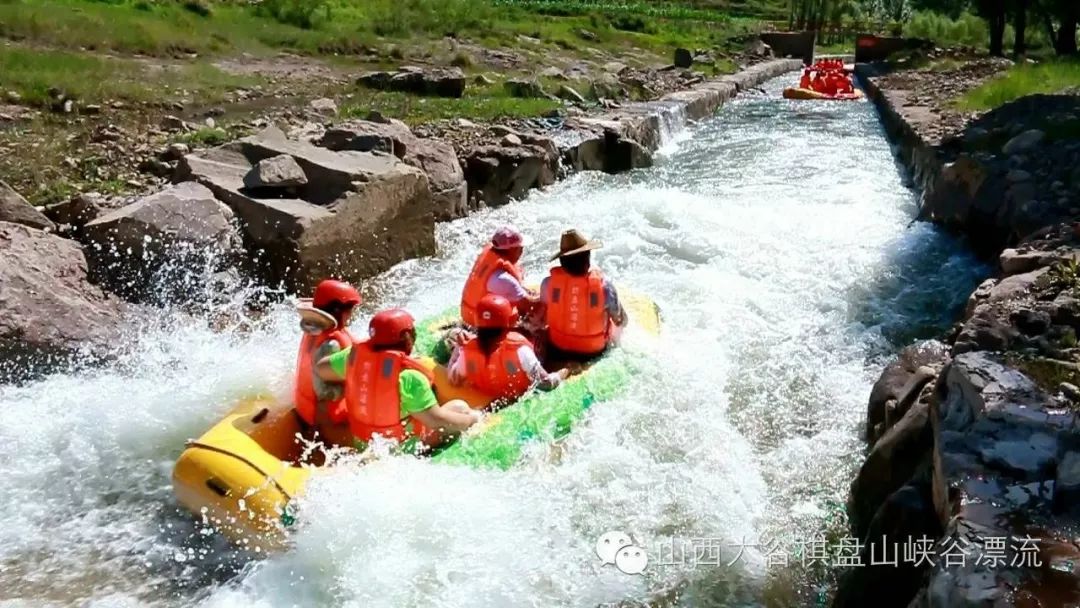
<box><xmin>0</xmin><ymin>77</ymin><xmax>990</xmax><ymax>607</ymax></box>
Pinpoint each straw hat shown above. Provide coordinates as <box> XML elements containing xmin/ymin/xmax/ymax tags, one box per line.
<box><xmin>296</xmin><ymin>298</ymin><xmax>338</xmax><ymax>332</ymax></box>
<box><xmin>550</xmin><ymin>229</ymin><xmax>603</xmax><ymax>261</ymax></box>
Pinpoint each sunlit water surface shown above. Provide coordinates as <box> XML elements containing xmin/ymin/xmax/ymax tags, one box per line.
<box><xmin>0</xmin><ymin>77</ymin><xmax>988</xmax><ymax>607</ymax></box>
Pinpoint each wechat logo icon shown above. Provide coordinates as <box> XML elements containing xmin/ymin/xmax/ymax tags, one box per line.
<box><xmin>596</xmin><ymin>530</ymin><xmax>648</xmax><ymax>575</ymax></box>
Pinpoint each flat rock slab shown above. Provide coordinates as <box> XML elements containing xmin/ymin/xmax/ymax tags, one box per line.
<box><xmin>319</xmin><ymin>119</ymin><xmax>467</xmax><ymax>220</ymax></box>
<box><xmin>179</xmin><ymin>126</ymin><xmax>435</xmax><ymax>291</ymax></box>
<box><xmin>978</xmin><ymin>433</ymin><xmax>1058</xmax><ymax>477</ymax></box>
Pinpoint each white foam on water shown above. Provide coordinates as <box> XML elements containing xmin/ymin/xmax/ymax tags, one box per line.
<box><xmin>0</xmin><ymin>77</ymin><xmax>987</xmax><ymax>607</ymax></box>
<box><xmin>655</xmin><ymin>103</ymin><xmax>691</xmax><ymax>156</ymax></box>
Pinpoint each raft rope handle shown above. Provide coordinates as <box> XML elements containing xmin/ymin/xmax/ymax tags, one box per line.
<box><xmin>184</xmin><ymin>440</ymin><xmax>295</xmax><ymax>502</ymax></box>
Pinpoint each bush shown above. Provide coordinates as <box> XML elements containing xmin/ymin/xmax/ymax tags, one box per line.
<box><xmin>609</xmin><ymin>14</ymin><xmax>655</xmax><ymax>33</ymax></box>
<box><xmin>182</xmin><ymin>0</ymin><xmax>211</xmax><ymax>17</ymax></box>
<box><xmin>905</xmin><ymin>11</ymin><xmax>988</xmax><ymax>48</ymax></box>
<box><xmin>255</xmin><ymin>0</ymin><xmax>330</xmax><ymax>30</ymax></box>
<box><xmin>362</xmin><ymin>0</ymin><xmax>496</xmax><ymax>37</ymax></box>
<box><xmin>450</xmin><ymin>50</ymin><xmax>474</xmax><ymax>67</ymax></box>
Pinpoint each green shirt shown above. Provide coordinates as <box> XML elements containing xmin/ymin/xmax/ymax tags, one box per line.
<box><xmin>325</xmin><ymin>347</ymin><xmax>438</xmax><ymax>451</ymax></box>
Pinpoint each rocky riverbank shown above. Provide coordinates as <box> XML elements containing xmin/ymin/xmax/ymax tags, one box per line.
<box><xmin>0</xmin><ymin>57</ymin><xmax>801</xmax><ymax>382</ymax></box>
<box><xmin>857</xmin><ymin>57</ymin><xmax>1080</xmax><ymax>256</ymax></box>
<box><xmin>834</xmin><ymin>58</ymin><xmax>1080</xmax><ymax>607</ymax></box>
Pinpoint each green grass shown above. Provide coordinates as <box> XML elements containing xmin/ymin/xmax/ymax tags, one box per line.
<box><xmin>491</xmin><ymin>0</ymin><xmax>733</xmax><ymax>23</ymax></box>
<box><xmin>0</xmin><ymin>45</ymin><xmax>258</xmax><ymax>106</ymax></box>
<box><xmin>956</xmin><ymin>59</ymin><xmax>1080</xmax><ymax>111</ymax></box>
<box><xmin>0</xmin><ymin>0</ymin><xmax>766</xmax><ymax>206</ymax></box>
<box><xmin>1006</xmin><ymin>354</ymin><xmax>1080</xmax><ymax>396</ymax></box>
<box><xmin>341</xmin><ymin>87</ymin><xmax>561</xmax><ymax>125</ymax></box>
<box><xmin>0</xmin><ymin>0</ymin><xmax>762</xmax><ymax>60</ymax></box>
<box><xmin>174</xmin><ymin>126</ymin><xmax>232</xmax><ymax>146</ymax></box>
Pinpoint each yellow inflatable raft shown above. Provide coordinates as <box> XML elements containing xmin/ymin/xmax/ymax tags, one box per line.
<box><xmin>172</xmin><ymin>292</ymin><xmax>660</xmax><ymax>550</ymax></box>
<box><xmin>782</xmin><ymin>87</ymin><xmax>864</xmax><ymax>101</ymax></box>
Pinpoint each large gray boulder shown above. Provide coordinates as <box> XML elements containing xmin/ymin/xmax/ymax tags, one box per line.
<box><xmin>673</xmin><ymin>48</ymin><xmax>693</xmax><ymax>68</ymax></box>
<box><xmin>43</xmin><ymin>193</ymin><xmax>102</xmax><ymax>234</ymax></box>
<box><xmin>834</xmin><ymin>483</ymin><xmax>943</xmax><ymax>608</ymax></box>
<box><xmin>83</xmin><ymin>181</ymin><xmax>241</xmax><ymax>301</ymax></box>
<box><xmin>319</xmin><ymin>119</ymin><xmax>467</xmax><ymax>220</ymax></box>
<box><xmin>504</xmin><ymin>78</ymin><xmax>546</xmax><ymax>99</ymax></box>
<box><xmin>0</xmin><ymin>181</ymin><xmax>54</xmax><ymax>231</ymax></box>
<box><xmin>940</xmin><ymin>351</ymin><xmax>1049</xmax><ymax>431</ymax></box>
<box><xmin>356</xmin><ymin>67</ymin><xmax>466</xmax><ymax>98</ymax></box>
<box><xmin>562</xmin><ymin>128</ymin><xmax>653</xmax><ymax>174</ymax></box>
<box><xmin>866</xmin><ymin>340</ymin><xmax>949</xmax><ymax>443</ymax></box>
<box><xmin>848</xmin><ymin>400</ymin><xmax>933</xmax><ymax>542</ymax></box>
<box><xmin>243</xmin><ymin>154</ymin><xmax>308</xmax><ymax>189</ymax></box>
<box><xmin>0</xmin><ymin>222</ymin><xmax>124</xmax><ymax>382</ymax></box>
<box><xmin>1054</xmin><ymin>450</ymin><xmax>1080</xmax><ymax>515</ymax></box>
<box><xmin>462</xmin><ymin>131</ymin><xmax>559</xmax><ymax>206</ymax></box>
<box><xmin>178</xmin><ymin>126</ymin><xmax>435</xmax><ymax>292</ymax></box>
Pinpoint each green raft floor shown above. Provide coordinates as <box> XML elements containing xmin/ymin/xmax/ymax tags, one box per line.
<box><xmin>410</xmin><ymin>307</ymin><xmax>645</xmax><ymax>470</ymax></box>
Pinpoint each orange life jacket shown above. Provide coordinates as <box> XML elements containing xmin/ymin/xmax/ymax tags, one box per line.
<box><xmin>460</xmin><ymin>245</ymin><xmax>524</xmax><ymax>326</ymax></box>
<box><xmin>545</xmin><ymin>268</ymin><xmax>610</xmax><ymax>355</ymax></box>
<box><xmin>460</xmin><ymin>331</ymin><xmax>535</xmax><ymax>400</ymax></box>
<box><xmin>799</xmin><ymin>71</ymin><xmax>811</xmax><ymax>89</ymax></box>
<box><xmin>294</xmin><ymin>328</ymin><xmax>353</xmax><ymax>425</ymax></box>
<box><xmin>342</xmin><ymin>341</ymin><xmax>435</xmax><ymax>443</ymax></box>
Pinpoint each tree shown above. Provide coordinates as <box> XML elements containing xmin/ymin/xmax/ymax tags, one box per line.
<box><xmin>910</xmin><ymin>0</ymin><xmax>970</xmax><ymax>19</ymax></box>
<box><xmin>974</xmin><ymin>0</ymin><xmax>1008</xmax><ymax>55</ymax></box>
<box><xmin>1034</xmin><ymin>0</ymin><xmax>1077</xmax><ymax>55</ymax></box>
<box><xmin>1052</xmin><ymin>0</ymin><xmax>1077</xmax><ymax>54</ymax></box>
<box><xmin>881</xmin><ymin>0</ymin><xmax>910</xmax><ymax>22</ymax></box>
<box><xmin>1013</xmin><ymin>0</ymin><xmax>1029</xmax><ymax>57</ymax></box>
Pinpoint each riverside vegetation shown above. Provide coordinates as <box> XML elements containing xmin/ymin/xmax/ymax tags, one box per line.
<box><xmin>0</xmin><ymin>0</ymin><xmax>779</xmax><ymax>204</ymax></box>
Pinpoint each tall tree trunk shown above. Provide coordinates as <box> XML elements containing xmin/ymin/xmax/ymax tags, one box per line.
<box><xmin>989</xmin><ymin>3</ymin><xmax>1006</xmax><ymax>57</ymax></box>
<box><xmin>1057</xmin><ymin>6</ymin><xmax>1078</xmax><ymax>55</ymax></box>
<box><xmin>1042</xmin><ymin>12</ymin><xmax>1057</xmax><ymax>49</ymax></box>
<box><xmin>1013</xmin><ymin>0</ymin><xmax>1028</xmax><ymax>57</ymax></box>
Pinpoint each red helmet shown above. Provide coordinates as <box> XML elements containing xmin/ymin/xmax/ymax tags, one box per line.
<box><xmin>475</xmin><ymin>294</ymin><xmax>517</xmax><ymax>329</ymax></box>
<box><xmin>491</xmin><ymin>226</ymin><xmax>524</xmax><ymax>251</ymax></box>
<box><xmin>312</xmin><ymin>279</ymin><xmax>362</xmax><ymax>310</ymax></box>
<box><xmin>368</xmin><ymin>308</ymin><xmax>415</xmax><ymax>347</ymax></box>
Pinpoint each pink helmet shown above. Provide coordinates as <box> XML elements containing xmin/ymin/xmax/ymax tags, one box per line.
<box><xmin>491</xmin><ymin>226</ymin><xmax>524</xmax><ymax>250</ymax></box>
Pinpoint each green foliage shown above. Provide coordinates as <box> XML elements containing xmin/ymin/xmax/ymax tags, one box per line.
<box><xmin>181</xmin><ymin>0</ymin><xmax>211</xmax><ymax>17</ymax></box>
<box><xmin>450</xmin><ymin>50</ymin><xmax>475</xmax><ymax>68</ymax></box>
<box><xmin>910</xmin><ymin>0</ymin><xmax>969</xmax><ymax>19</ymax></box>
<box><xmin>358</xmin><ymin>0</ymin><xmax>498</xmax><ymax>37</ymax></box>
<box><xmin>254</xmin><ymin>0</ymin><xmax>330</xmax><ymax>29</ymax></box>
<box><xmin>490</xmin><ymin>0</ymin><xmax>739</xmax><ymax>22</ymax></box>
<box><xmin>176</xmin><ymin>127</ymin><xmax>231</xmax><ymax>146</ymax></box>
<box><xmin>609</xmin><ymin>14</ymin><xmax>656</xmax><ymax>33</ymax></box>
<box><xmin>956</xmin><ymin>58</ymin><xmax>1080</xmax><ymax>109</ymax></box>
<box><xmin>1044</xmin><ymin>258</ymin><xmax>1080</xmax><ymax>294</ymax></box>
<box><xmin>905</xmin><ymin>10</ymin><xmax>989</xmax><ymax>46</ymax></box>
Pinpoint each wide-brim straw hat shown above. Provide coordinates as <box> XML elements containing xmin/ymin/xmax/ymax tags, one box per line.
<box><xmin>550</xmin><ymin>228</ymin><xmax>602</xmax><ymax>261</ymax></box>
<box><xmin>296</xmin><ymin>297</ymin><xmax>338</xmax><ymax>330</ymax></box>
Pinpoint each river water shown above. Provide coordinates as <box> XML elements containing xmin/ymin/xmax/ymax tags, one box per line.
<box><xmin>0</xmin><ymin>77</ymin><xmax>988</xmax><ymax>607</ymax></box>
